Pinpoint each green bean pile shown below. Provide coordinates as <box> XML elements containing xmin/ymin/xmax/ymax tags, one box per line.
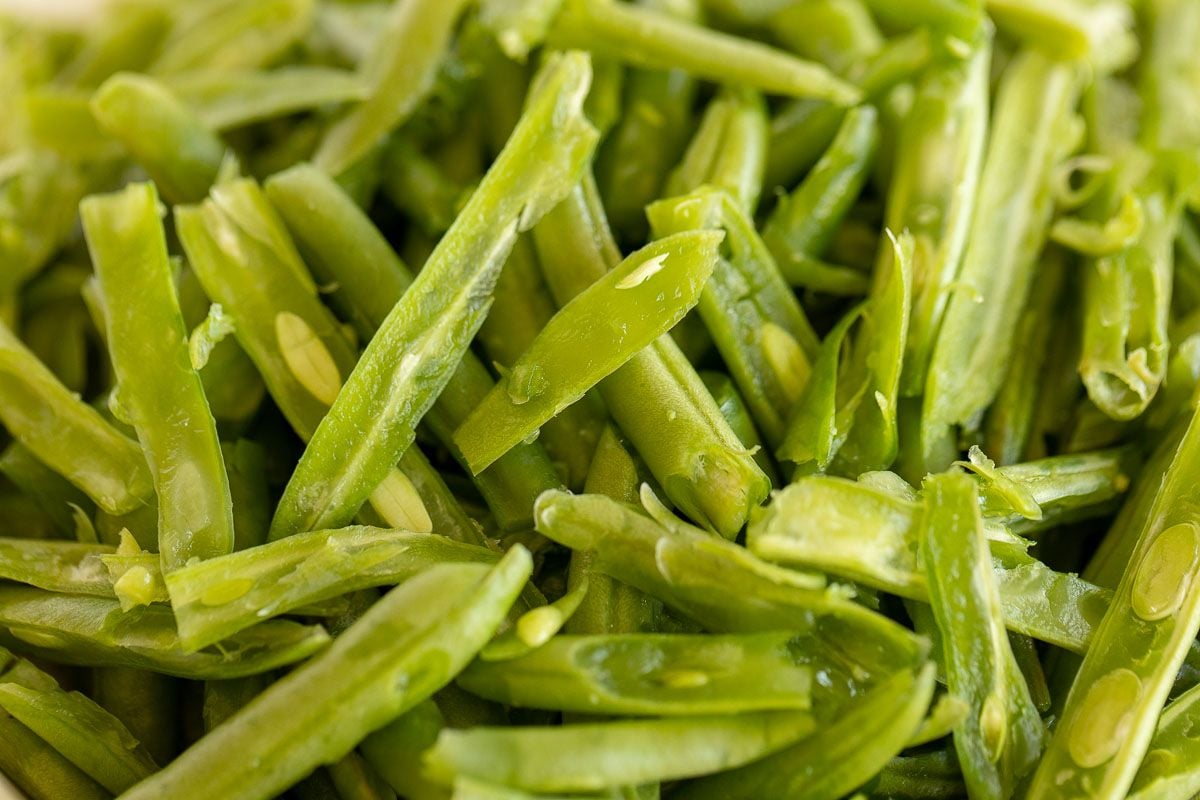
<box><xmin>0</xmin><ymin>0</ymin><xmax>1198</xmax><ymax>798</ymax></box>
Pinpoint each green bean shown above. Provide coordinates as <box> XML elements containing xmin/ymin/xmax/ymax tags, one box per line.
<box><xmin>0</xmin><ymin>151</ymin><xmax>87</xmax><ymax>296</ymax></box>
<box><xmin>270</xmin><ymin>53</ymin><xmax>599</xmax><ymax>537</ymax></box>
<box><xmin>889</xmin><ymin>43</ymin><xmax>989</xmax><ymax>398</ymax></box>
<box><xmin>0</xmin><ymin>681</ymin><xmax>157</xmax><ymax>793</ymax></box>
<box><xmin>0</xmin><ymin>537</ymin><xmax>114</xmax><ymax>597</ymax></box>
<box><xmin>327</xmin><ymin>751</ymin><xmax>398</xmax><ymax>800</ymax></box>
<box><xmin>425</xmin><ymin>710</ymin><xmax>817</xmax><ymax>793</ymax></box>
<box><xmin>23</xmin><ymin>88</ymin><xmax>120</xmax><ymax>161</ymax></box>
<box><xmin>0</xmin><ymin>318</ymin><xmax>152</xmax><ymax>517</ymax></box>
<box><xmin>92</xmin><ymin>667</ymin><xmax>179</xmax><ymax>765</ymax></box>
<box><xmin>533</xmin><ymin>177</ymin><xmax>770</xmax><ymax>538</ymax></box>
<box><xmin>83</xmin><ymin>181</ymin><xmax>235</xmax><ymax>575</ymax></box>
<box><xmin>908</xmin><ymin>693</ymin><xmax>970</xmax><ymax>747</ymax></box>
<box><xmin>764</xmin><ymin>29</ymin><xmax>932</xmax><ymax>193</ymax></box>
<box><xmin>534</xmin><ymin>490</ymin><xmax>927</xmax><ymax>697</ymax></box>
<box><xmin>665</xmin><ymin>89</ymin><xmax>768</xmax><ymax>214</ymax></box>
<box><xmin>675</xmin><ymin>663</ymin><xmax>935</xmax><ymax>800</ymax></box>
<box><xmin>1080</xmin><ymin>175</ymin><xmax>1180</xmax><ymax>421</ymax></box>
<box><xmin>986</xmin><ymin>0</ymin><xmax>1135</xmax><ymax>67</ymax></box>
<box><xmin>477</xmin><ymin>0</ymin><xmax>563</xmax><ymax>62</ymax></box>
<box><xmin>1141</xmin><ymin>0</ymin><xmax>1200</xmax><ymax>158</ymax></box>
<box><xmin>700</xmin><ymin>372</ymin><xmax>778</xmax><ymax>484</ymax></box>
<box><xmin>870</xmin><ymin>749</ymin><xmax>965</xmax><ymax>800</ymax></box>
<box><xmin>1127</xmin><ymin>680</ymin><xmax>1200</xmax><ymax>800</ymax></box>
<box><xmin>649</xmin><ymin>188</ymin><xmax>817</xmax><ymax>447</ymax></box>
<box><xmin>922</xmin><ymin>52</ymin><xmax>1082</xmax><ymax>468</ymax></box>
<box><xmin>202</xmin><ymin>674</ymin><xmax>267</xmax><ymax>733</ymax></box>
<box><xmin>165</xmin><ymin>67</ymin><xmax>367</xmax><ymax>132</ymax></box>
<box><xmin>597</xmin><ymin>0</ymin><xmax>698</xmax><ymax>244</ymax></box>
<box><xmin>0</xmin><ymin>443</ymin><xmax>94</xmax><ymax>537</ymax></box>
<box><xmin>150</xmin><ymin>0</ymin><xmax>314</xmax><ymax>75</ymax></box>
<box><xmin>167</xmin><ymin>526</ymin><xmax>498</xmax><ymax>651</ymax></box>
<box><xmin>54</xmin><ymin>3</ymin><xmax>169</xmax><ymax>88</ymax></box>
<box><xmin>455</xmin><ymin>231</ymin><xmax>720</xmax><ymax>473</ymax></box>
<box><xmin>547</xmin><ymin>0</ymin><xmax>859</xmax><ymax>103</ymax></box>
<box><xmin>360</xmin><ymin>700</ymin><xmax>447</xmax><ymax>800</ymax></box>
<box><xmin>1027</xmin><ymin>408</ymin><xmax>1200</xmax><ymax>799</ymax></box>
<box><xmin>780</xmin><ymin>231</ymin><xmax>912</xmax><ymax>474</ymax></box>
<box><xmin>460</xmin><ymin>631</ymin><xmax>812</xmax><ymax>715</ymax></box>
<box><xmin>762</xmin><ymin>105</ymin><xmax>878</xmax><ymax>292</ymax></box>
<box><xmin>748</xmin><ymin>474</ymin><xmax>1112</xmax><ymax>651</ymax></box>
<box><xmin>982</xmin><ymin>251</ymin><xmax>1068</xmax><ymax>465</ymax></box>
<box><xmin>0</xmin><ymin>710</ymin><xmax>110</xmax><ymax>800</ymax></box>
<box><xmin>920</xmin><ymin>472</ymin><xmax>1043</xmax><ymax>800</ymax></box>
<box><xmin>314</xmin><ymin>0</ymin><xmax>472</xmax><ymax>175</ymax></box>
<box><xmin>858</xmin><ymin>0</ymin><xmax>984</xmax><ymax>43</ymax></box>
<box><xmin>0</xmin><ymin>586</ymin><xmax>329</xmax><ymax>679</ymax></box>
<box><xmin>90</xmin><ymin>74</ymin><xmax>226</xmax><ymax>203</ymax></box>
<box><xmin>264</xmin><ymin>163</ymin><xmax>561</xmax><ymax>532</ymax></box>
<box><xmin>381</xmin><ymin>137</ymin><xmax>468</xmax><ymax>236</ymax></box>
<box><xmin>121</xmin><ymin>548</ymin><xmax>532</xmax><ymax>800</ymax></box>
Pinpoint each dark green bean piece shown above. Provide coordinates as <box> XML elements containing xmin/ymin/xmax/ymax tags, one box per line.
<box><xmin>1127</xmin><ymin>680</ymin><xmax>1200</xmax><ymax>800</ymax></box>
<box><xmin>93</xmin><ymin>668</ymin><xmax>179</xmax><ymax>765</ymax></box>
<box><xmin>700</xmin><ymin>372</ymin><xmax>778</xmax><ymax>485</ymax></box>
<box><xmin>0</xmin><ymin>711</ymin><xmax>110</xmax><ymax>800</ymax></box>
<box><xmin>360</xmin><ymin>700</ymin><xmax>448</xmax><ymax>800</ymax></box>
<box><xmin>0</xmin><ymin>586</ymin><xmax>329</xmax><ymax>679</ymax></box>
<box><xmin>665</xmin><ymin>88</ymin><xmax>768</xmax><ymax>214</ymax></box>
<box><xmin>121</xmin><ymin>549</ymin><xmax>532</xmax><ymax>800</ymax></box>
<box><xmin>0</xmin><ymin>443</ymin><xmax>94</xmax><ymax>537</ymax></box>
<box><xmin>83</xmin><ymin>181</ymin><xmax>235</xmax><ymax>572</ymax></box>
<box><xmin>270</xmin><ymin>53</ymin><xmax>599</xmax><ymax>537</ymax></box>
<box><xmin>871</xmin><ymin>749</ymin><xmax>966</xmax><ymax>800</ymax></box>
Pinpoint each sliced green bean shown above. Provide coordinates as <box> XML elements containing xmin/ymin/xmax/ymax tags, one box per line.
<box><xmin>547</xmin><ymin>0</ymin><xmax>859</xmax><ymax>103</ymax></box>
<box><xmin>889</xmin><ymin>43</ymin><xmax>989</xmax><ymax>398</ymax></box>
<box><xmin>459</xmin><ymin>631</ymin><xmax>811</xmax><ymax>715</ymax></box>
<box><xmin>92</xmin><ymin>667</ymin><xmax>179</xmax><ymax>765</ymax></box>
<box><xmin>533</xmin><ymin>177</ymin><xmax>769</xmax><ymax>538</ymax></box>
<box><xmin>675</xmin><ymin>663</ymin><xmax>935</xmax><ymax>800</ymax></box>
<box><xmin>150</xmin><ymin>0</ymin><xmax>314</xmax><ymax>75</ymax></box>
<box><xmin>0</xmin><ymin>538</ymin><xmax>114</xmax><ymax>597</ymax></box>
<box><xmin>0</xmin><ymin>710</ymin><xmax>110</xmax><ymax>800</ymax></box>
<box><xmin>0</xmin><ymin>586</ymin><xmax>329</xmax><ymax>679</ymax></box>
<box><xmin>649</xmin><ymin>188</ymin><xmax>817</xmax><ymax>447</ymax></box>
<box><xmin>167</xmin><ymin>526</ymin><xmax>498</xmax><ymax>651</ymax></box>
<box><xmin>780</xmin><ymin>231</ymin><xmax>912</xmax><ymax>474</ymax></box>
<box><xmin>870</xmin><ymin>749</ymin><xmax>965</xmax><ymax>800</ymax></box>
<box><xmin>270</xmin><ymin>53</ymin><xmax>599</xmax><ymax>537</ymax></box>
<box><xmin>0</xmin><ymin>151</ymin><xmax>87</xmax><ymax>296</ymax></box>
<box><xmin>665</xmin><ymin>88</ymin><xmax>768</xmax><ymax>214</ymax></box>
<box><xmin>700</xmin><ymin>372</ymin><xmax>778</xmax><ymax>484</ymax></box>
<box><xmin>426</xmin><ymin>710</ymin><xmax>816</xmax><ymax>792</ymax></box>
<box><xmin>762</xmin><ymin>105</ymin><xmax>878</xmax><ymax>292</ymax></box>
<box><xmin>83</xmin><ymin>181</ymin><xmax>235</xmax><ymax>572</ymax></box>
<box><xmin>264</xmin><ymin>163</ymin><xmax>559</xmax><ymax>533</ymax></box>
<box><xmin>1027</xmin><ymin>408</ymin><xmax>1200</xmax><ymax>799</ymax></box>
<box><xmin>166</xmin><ymin>67</ymin><xmax>366</xmax><ymax>131</ymax></box>
<box><xmin>456</xmin><ymin>231</ymin><xmax>720</xmax><ymax>472</ymax></box>
<box><xmin>54</xmin><ymin>3</ymin><xmax>169</xmax><ymax>88</ymax></box>
<box><xmin>1127</xmin><ymin>680</ymin><xmax>1200</xmax><ymax>800</ymax></box>
<box><xmin>1141</xmin><ymin>0</ymin><xmax>1200</xmax><ymax>158</ymax></box>
<box><xmin>0</xmin><ymin>443</ymin><xmax>95</xmax><ymax>537</ymax></box>
<box><xmin>0</xmin><ymin>319</ymin><xmax>152</xmax><ymax>516</ymax></box>
<box><xmin>858</xmin><ymin>0</ymin><xmax>984</xmax><ymax>42</ymax></box>
<box><xmin>986</xmin><ymin>0</ymin><xmax>1135</xmax><ymax>67</ymax></box>
<box><xmin>0</xmin><ymin>681</ymin><xmax>157</xmax><ymax>793</ymax></box>
<box><xmin>381</xmin><ymin>137</ymin><xmax>468</xmax><ymax>236</ymax></box>
<box><xmin>90</xmin><ymin>73</ymin><xmax>226</xmax><ymax>203</ymax></box>
<box><xmin>922</xmin><ymin>51</ymin><xmax>1082</xmax><ymax>468</ymax></box>
<box><xmin>121</xmin><ymin>549</ymin><xmax>532</xmax><ymax>800</ymax></box>
<box><xmin>360</xmin><ymin>700</ymin><xmax>448</xmax><ymax>800</ymax></box>
<box><xmin>920</xmin><ymin>472</ymin><xmax>1043</xmax><ymax>800</ymax></box>
<box><xmin>314</xmin><ymin>0</ymin><xmax>472</xmax><ymax>175</ymax></box>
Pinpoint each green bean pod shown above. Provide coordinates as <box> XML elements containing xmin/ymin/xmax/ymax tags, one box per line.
<box><xmin>120</xmin><ymin>549</ymin><xmax>531</xmax><ymax>800</ymax></box>
<box><xmin>455</xmin><ymin>231</ymin><xmax>720</xmax><ymax>473</ymax></box>
<box><xmin>675</xmin><ymin>663</ymin><xmax>935</xmax><ymax>800</ymax></box>
<box><xmin>83</xmin><ymin>181</ymin><xmax>235</xmax><ymax>572</ymax></box>
<box><xmin>270</xmin><ymin>52</ymin><xmax>599</xmax><ymax>538</ymax></box>
<box><xmin>150</xmin><ymin>0</ymin><xmax>314</xmax><ymax>75</ymax></box>
<box><xmin>533</xmin><ymin>178</ymin><xmax>770</xmax><ymax>538</ymax></box>
<box><xmin>360</xmin><ymin>700</ymin><xmax>448</xmax><ymax>800</ymax></box>
<box><xmin>314</xmin><ymin>0</ymin><xmax>472</xmax><ymax>175</ymax></box>
<box><xmin>459</xmin><ymin>631</ymin><xmax>812</xmax><ymax>715</ymax></box>
<box><xmin>1027</xmin><ymin>407</ymin><xmax>1200</xmax><ymax>799</ymax></box>
<box><xmin>167</xmin><ymin>526</ymin><xmax>498</xmax><ymax>651</ymax></box>
<box><xmin>92</xmin><ymin>667</ymin><xmax>179</xmax><ymax>765</ymax></box>
<box><xmin>665</xmin><ymin>89</ymin><xmax>768</xmax><ymax>214</ymax></box>
<box><xmin>547</xmin><ymin>0</ymin><xmax>860</xmax><ymax>103</ymax></box>
<box><xmin>166</xmin><ymin>67</ymin><xmax>367</xmax><ymax>132</ymax></box>
<box><xmin>425</xmin><ymin>710</ymin><xmax>817</xmax><ymax>793</ymax></box>
<box><xmin>920</xmin><ymin>472</ymin><xmax>1044</xmax><ymax>800</ymax></box>
<box><xmin>921</xmin><ymin>51</ymin><xmax>1081</xmax><ymax>468</ymax></box>
<box><xmin>649</xmin><ymin>188</ymin><xmax>817</xmax><ymax>447</ymax></box>
<box><xmin>0</xmin><ymin>538</ymin><xmax>115</xmax><ymax>597</ymax></box>
<box><xmin>0</xmin><ymin>320</ymin><xmax>152</xmax><ymax>516</ymax></box>
<box><xmin>0</xmin><ymin>711</ymin><xmax>110</xmax><ymax>800</ymax></box>
<box><xmin>1127</xmin><ymin>680</ymin><xmax>1200</xmax><ymax>800</ymax></box>
<box><xmin>90</xmin><ymin>74</ymin><xmax>226</xmax><ymax>203</ymax></box>
<box><xmin>0</xmin><ymin>443</ymin><xmax>95</xmax><ymax>537</ymax></box>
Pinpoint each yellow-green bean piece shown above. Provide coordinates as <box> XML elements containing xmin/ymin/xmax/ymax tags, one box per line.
<box><xmin>165</xmin><ymin>67</ymin><xmax>367</xmax><ymax>132</ymax></box>
<box><xmin>1127</xmin><ymin>681</ymin><xmax>1200</xmax><ymax>800</ymax></box>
